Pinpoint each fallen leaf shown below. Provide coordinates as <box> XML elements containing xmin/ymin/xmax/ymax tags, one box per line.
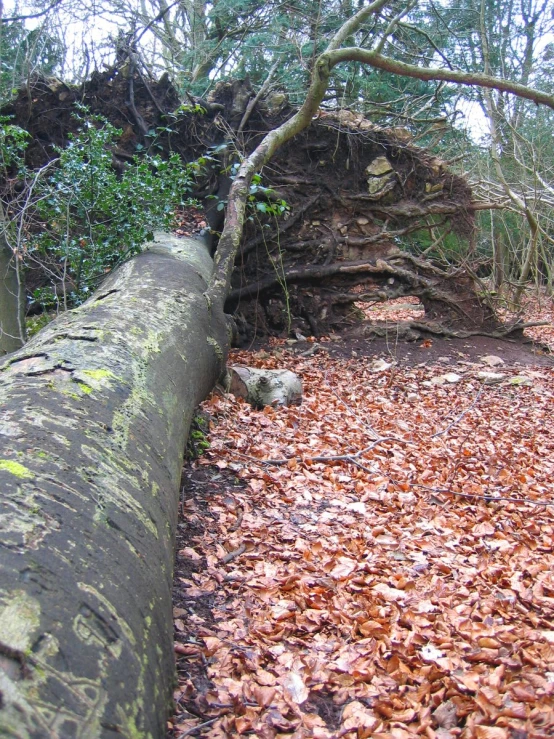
<box><xmin>421</xmin><ymin>644</ymin><xmax>444</xmax><ymax>662</ymax></box>
<box><xmin>433</xmin><ymin>699</ymin><xmax>457</xmax><ymax>729</ymax></box>
<box><xmin>342</xmin><ymin>700</ymin><xmax>380</xmax><ymax>735</ymax></box>
<box><xmin>373</xmin><ymin>583</ymin><xmax>407</xmax><ymax>601</ymax></box>
<box><xmin>472</xmin><ymin>521</ymin><xmax>495</xmax><ymax>536</ymax></box>
<box><xmin>281</xmin><ymin>672</ymin><xmax>309</xmax><ymax>704</ymax></box>
<box><xmin>330</xmin><ymin>556</ymin><xmax>357</xmax><ymax>579</ymax></box>
<box><xmin>474</xmin><ymin>727</ymin><xmax>507</xmax><ymax>739</ymax></box>
<box><xmin>170</xmin><ymin>305</ymin><xmax>554</xmax><ymax>737</ymax></box>
<box><xmin>251</xmin><ymin>684</ymin><xmax>276</xmax><ymax>708</ymax></box>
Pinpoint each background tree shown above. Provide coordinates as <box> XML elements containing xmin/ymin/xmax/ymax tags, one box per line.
<box><xmin>0</xmin><ymin>117</ymin><xmax>28</xmax><ymax>353</ymax></box>
<box><xmin>435</xmin><ymin>0</ymin><xmax>554</xmax><ymax>297</ymax></box>
<box><xmin>3</xmin><ymin>0</ymin><xmax>554</xmax><ymax>337</ymax></box>
<box><xmin>0</xmin><ymin>13</ymin><xmax>63</xmax><ymax>104</ymax></box>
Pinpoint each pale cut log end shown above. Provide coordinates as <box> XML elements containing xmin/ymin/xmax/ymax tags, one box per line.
<box><xmin>227</xmin><ymin>366</ymin><xmax>302</xmax><ymax>408</ymax></box>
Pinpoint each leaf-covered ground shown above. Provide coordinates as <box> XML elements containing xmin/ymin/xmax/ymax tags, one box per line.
<box><xmin>168</xmin><ymin>298</ymin><xmax>554</xmax><ymax>739</ymax></box>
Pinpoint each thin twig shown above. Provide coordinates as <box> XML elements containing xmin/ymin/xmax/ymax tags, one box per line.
<box><xmin>127</xmin><ymin>61</ymin><xmax>149</xmax><ymax>137</ymax></box>
<box><xmin>229</xmin><ymin>506</ymin><xmax>244</xmax><ymax>532</ymax></box>
<box><xmin>249</xmin><ymin>436</ymin><xmax>414</xmax><ymax>467</ymax></box>
<box><xmin>404</xmin><ymin>480</ymin><xmax>554</xmax><ymax>508</ymax></box>
<box><xmin>132</xmin><ymin>53</ymin><xmax>166</xmax><ymax>115</ymax></box>
<box><xmin>1</xmin><ymin>0</ymin><xmax>63</xmax><ymax>22</ymax></box>
<box><xmin>134</xmin><ymin>0</ymin><xmax>182</xmax><ymax>45</ymax></box>
<box><xmin>177</xmin><ymin>717</ymin><xmax>219</xmax><ymax>737</ymax></box>
<box><xmin>221</xmin><ymin>543</ymin><xmax>246</xmax><ymax>564</ymax></box>
<box><xmin>234</xmin><ymin>450</ymin><xmax>553</xmax><ymax>509</ymax></box>
<box><xmin>431</xmin><ymin>385</ymin><xmax>485</xmax><ymax>438</ymax></box>
<box><xmin>238</xmin><ymin>59</ymin><xmax>280</xmax><ymax>133</ymax></box>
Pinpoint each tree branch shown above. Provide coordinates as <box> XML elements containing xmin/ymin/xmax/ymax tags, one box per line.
<box><xmin>207</xmin><ymin>0</ymin><xmax>392</xmax><ymax>310</ymax></box>
<box><xmin>1</xmin><ymin>0</ymin><xmax>64</xmax><ymax>22</ymax></box>
<box><xmin>237</xmin><ymin>58</ymin><xmax>280</xmax><ymax>133</ymax></box>
<box><xmin>330</xmin><ymin>49</ymin><xmax>554</xmax><ymax>109</ymax></box>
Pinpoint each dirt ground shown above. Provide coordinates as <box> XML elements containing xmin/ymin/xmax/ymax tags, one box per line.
<box><xmin>293</xmin><ymin>296</ymin><xmax>554</xmax><ymax>369</ymax></box>
<box><xmin>287</xmin><ymin>330</ymin><xmax>553</xmax><ymax>369</ymax></box>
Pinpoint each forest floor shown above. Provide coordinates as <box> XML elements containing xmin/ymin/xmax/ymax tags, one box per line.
<box><xmin>168</xmin><ymin>294</ymin><xmax>554</xmax><ymax>739</ymax></box>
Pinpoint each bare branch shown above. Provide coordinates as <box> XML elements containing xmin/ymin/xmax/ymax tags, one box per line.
<box><xmin>1</xmin><ymin>0</ymin><xmax>64</xmax><ymax>23</ymax></box>
<box><xmin>237</xmin><ymin>58</ymin><xmax>280</xmax><ymax>133</ymax></box>
<box><xmin>329</xmin><ymin>49</ymin><xmax>554</xmax><ymax>109</ymax></box>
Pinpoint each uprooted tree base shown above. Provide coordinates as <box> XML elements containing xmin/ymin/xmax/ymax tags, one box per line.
<box><xmin>2</xmin><ymin>71</ymin><xmax>511</xmax><ymax>340</ymax></box>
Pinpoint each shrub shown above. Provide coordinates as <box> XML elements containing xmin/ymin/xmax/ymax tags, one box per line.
<box><xmin>3</xmin><ymin>107</ymin><xmax>198</xmax><ymax>309</ymax></box>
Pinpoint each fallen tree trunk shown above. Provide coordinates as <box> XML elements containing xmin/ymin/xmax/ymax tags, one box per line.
<box><xmin>0</xmin><ymin>234</ymin><xmax>227</xmax><ymax>737</ymax></box>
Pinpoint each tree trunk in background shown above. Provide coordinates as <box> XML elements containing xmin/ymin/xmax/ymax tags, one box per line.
<box><xmin>493</xmin><ymin>220</ymin><xmax>507</xmax><ymax>291</ymax></box>
<box><xmin>0</xmin><ymin>233</ymin><xmax>227</xmax><ymax>737</ymax></box>
<box><xmin>0</xmin><ymin>205</ymin><xmax>26</xmax><ymax>355</ymax></box>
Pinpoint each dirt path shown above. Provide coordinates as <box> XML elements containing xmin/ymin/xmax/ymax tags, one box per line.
<box><xmin>168</xmin><ymin>315</ymin><xmax>554</xmax><ymax>739</ymax></box>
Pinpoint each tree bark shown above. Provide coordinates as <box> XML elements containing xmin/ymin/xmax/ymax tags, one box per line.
<box><xmin>0</xmin><ymin>204</ymin><xmax>26</xmax><ymax>355</ymax></box>
<box><xmin>0</xmin><ymin>233</ymin><xmax>227</xmax><ymax>737</ymax></box>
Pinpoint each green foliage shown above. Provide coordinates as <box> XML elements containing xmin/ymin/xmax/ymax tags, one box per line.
<box><xmin>171</xmin><ymin>102</ymin><xmax>207</xmax><ymax>116</ymax></box>
<box><xmin>21</xmin><ymin>107</ymin><xmax>197</xmax><ymax>305</ymax></box>
<box><xmin>247</xmin><ymin>174</ymin><xmax>290</xmax><ymax>218</ymax></box>
<box><xmin>210</xmin><ymin>166</ymin><xmax>290</xmax><ymax>220</ymax></box>
<box><xmin>400</xmin><ymin>227</ymin><xmax>474</xmax><ymax>265</ymax></box>
<box><xmin>0</xmin><ymin>116</ymin><xmax>29</xmax><ymax>173</ymax></box>
<box><xmin>185</xmin><ymin>414</ymin><xmax>211</xmax><ymax>461</ymax></box>
<box><xmin>26</xmin><ymin>312</ymin><xmax>54</xmax><ymax>338</ymax></box>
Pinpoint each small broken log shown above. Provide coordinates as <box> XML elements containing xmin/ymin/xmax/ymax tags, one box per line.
<box><xmin>226</xmin><ymin>366</ymin><xmax>302</xmax><ymax>408</ymax></box>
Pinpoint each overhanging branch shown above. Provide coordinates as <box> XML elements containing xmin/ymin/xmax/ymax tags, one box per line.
<box><xmin>330</xmin><ymin>49</ymin><xmax>554</xmax><ymax>110</ymax></box>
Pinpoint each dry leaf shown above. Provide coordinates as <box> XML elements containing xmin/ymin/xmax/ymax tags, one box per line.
<box><xmin>179</xmin><ymin>547</ymin><xmax>202</xmax><ymax>560</ymax></box>
<box><xmin>342</xmin><ymin>700</ymin><xmax>380</xmax><ymax>735</ymax></box>
<box><xmin>433</xmin><ymin>699</ymin><xmax>457</xmax><ymax>729</ymax></box>
<box><xmin>330</xmin><ymin>557</ymin><xmax>357</xmax><ymax>579</ymax></box>
<box><xmin>251</xmin><ymin>685</ymin><xmax>276</xmax><ymax>708</ymax></box>
<box><xmin>474</xmin><ymin>727</ymin><xmax>507</xmax><ymax>739</ymax></box>
<box><xmin>473</xmin><ymin>521</ymin><xmax>495</xmax><ymax>536</ymax></box>
<box><xmin>281</xmin><ymin>672</ymin><xmax>309</xmax><ymax>704</ymax></box>
<box><xmin>372</xmin><ymin>583</ymin><xmax>407</xmax><ymax>601</ymax></box>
